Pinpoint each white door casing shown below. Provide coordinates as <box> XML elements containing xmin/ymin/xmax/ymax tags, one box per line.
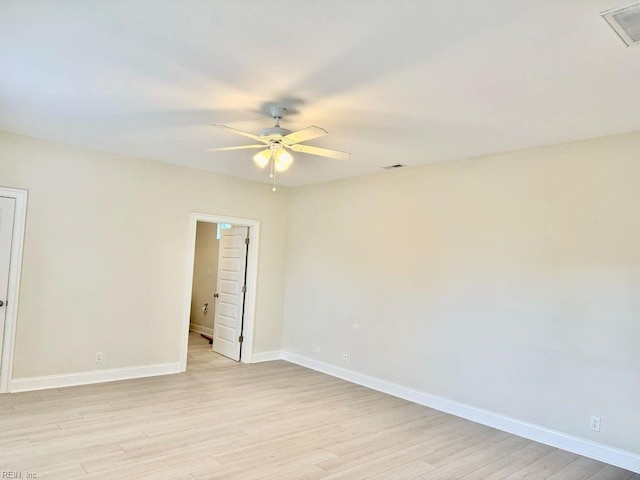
<box><xmin>181</xmin><ymin>213</ymin><xmax>260</xmax><ymax>369</ymax></box>
<box><xmin>212</xmin><ymin>226</ymin><xmax>249</xmax><ymax>361</ymax></box>
<box><xmin>0</xmin><ymin>197</ymin><xmax>16</xmax><ymax>389</ymax></box>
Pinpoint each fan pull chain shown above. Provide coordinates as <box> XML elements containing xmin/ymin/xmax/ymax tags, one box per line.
<box><xmin>270</xmin><ymin>155</ymin><xmax>277</xmax><ymax>191</ymax></box>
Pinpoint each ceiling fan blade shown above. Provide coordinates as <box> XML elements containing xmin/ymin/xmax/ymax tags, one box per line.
<box><xmin>289</xmin><ymin>144</ymin><xmax>351</xmax><ymax>160</ymax></box>
<box><xmin>282</xmin><ymin>126</ymin><xmax>328</xmax><ymax>145</ymax></box>
<box><xmin>205</xmin><ymin>145</ymin><xmax>266</xmax><ymax>152</ymax></box>
<box><xmin>212</xmin><ymin>124</ymin><xmax>264</xmax><ymax>142</ymax></box>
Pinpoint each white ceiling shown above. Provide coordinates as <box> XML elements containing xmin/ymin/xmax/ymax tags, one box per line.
<box><xmin>1</xmin><ymin>0</ymin><xmax>639</xmax><ymax>186</ymax></box>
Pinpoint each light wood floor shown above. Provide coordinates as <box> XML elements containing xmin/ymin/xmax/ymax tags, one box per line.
<box><xmin>0</xmin><ymin>332</ymin><xmax>636</xmax><ymax>480</ymax></box>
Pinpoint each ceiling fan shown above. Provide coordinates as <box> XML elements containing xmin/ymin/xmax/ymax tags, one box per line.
<box><xmin>206</xmin><ymin>106</ymin><xmax>350</xmax><ymax>189</ymax></box>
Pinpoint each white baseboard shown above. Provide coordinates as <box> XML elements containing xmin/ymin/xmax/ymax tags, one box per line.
<box><xmin>10</xmin><ymin>362</ymin><xmax>183</xmax><ymax>393</ymax></box>
<box><xmin>281</xmin><ymin>352</ymin><xmax>640</xmax><ymax>474</ymax></box>
<box><xmin>189</xmin><ymin>323</ymin><xmax>213</xmax><ymax>336</ymax></box>
<box><xmin>251</xmin><ymin>350</ymin><xmax>283</xmax><ymax>363</ymax></box>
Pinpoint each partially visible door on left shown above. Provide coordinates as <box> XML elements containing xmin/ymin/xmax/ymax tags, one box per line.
<box><xmin>0</xmin><ymin>197</ymin><xmax>16</xmax><ymax>385</ymax></box>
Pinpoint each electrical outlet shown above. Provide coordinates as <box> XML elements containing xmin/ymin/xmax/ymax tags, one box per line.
<box><xmin>312</xmin><ymin>344</ymin><xmax>320</xmax><ymax>354</ymax></box>
<box><xmin>590</xmin><ymin>415</ymin><xmax>601</xmax><ymax>432</ymax></box>
<box><xmin>95</xmin><ymin>352</ymin><xmax>103</xmax><ymax>363</ymax></box>
<box><xmin>342</xmin><ymin>352</ymin><xmax>349</xmax><ymax>362</ymax></box>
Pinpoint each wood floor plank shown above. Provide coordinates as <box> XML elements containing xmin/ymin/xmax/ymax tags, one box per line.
<box><xmin>38</xmin><ymin>463</ymin><xmax>88</xmax><ymax>480</ymax></box>
<box><xmin>367</xmin><ymin>460</ymin><xmax>436</xmax><ymax>480</ymax></box>
<box><xmin>585</xmin><ymin>464</ymin><xmax>637</xmax><ymax>480</ymax></box>
<box><xmin>457</xmin><ymin>441</ymin><xmax>555</xmax><ymax>480</ymax></box>
<box><xmin>193</xmin><ymin>449</ymin><xmax>336</xmax><ymax>480</ymax></box>
<box><xmin>546</xmin><ymin>457</ymin><xmax>608</xmax><ymax>480</ymax></box>
<box><xmin>421</xmin><ymin>434</ymin><xmax>532</xmax><ymax>479</ymax></box>
<box><xmin>318</xmin><ymin>440</ymin><xmax>437</xmax><ymax>479</ymax></box>
<box><xmin>502</xmin><ymin>449</ymin><xmax>581</xmax><ymax>479</ymax></box>
<box><xmin>0</xmin><ymin>332</ymin><xmax>635</xmax><ymax>480</ymax></box>
<box><xmin>422</xmin><ymin>428</ymin><xmax>509</xmax><ymax>467</ymax></box>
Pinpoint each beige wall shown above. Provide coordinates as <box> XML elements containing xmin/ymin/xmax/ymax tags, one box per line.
<box><xmin>190</xmin><ymin>222</ymin><xmax>219</xmax><ymax>332</ymax></box>
<box><xmin>283</xmin><ymin>131</ymin><xmax>640</xmax><ymax>455</ymax></box>
<box><xmin>3</xmin><ymin>126</ymin><xmax>640</xmax><ymax>457</ymax></box>
<box><xmin>0</xmin><ymin>131</ymin><xmax>289</xmax><ymax>378</ymax></box>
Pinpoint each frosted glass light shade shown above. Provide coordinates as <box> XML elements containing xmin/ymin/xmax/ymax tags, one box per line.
<box><xmin>274</xmin><ymin>149</ymin><xmax>293</xmax><ymax>172</ymax></box>
<box><xmin>253</xmin><ymin>149</ymin><xmax>271</xmax><ymax>168</ymax></box>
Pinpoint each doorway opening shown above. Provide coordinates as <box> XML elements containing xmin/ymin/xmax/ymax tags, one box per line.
<box><xmin>188</xmin><ymin>222</ymin><xmax>223</xmax><ymax>341</ymax></box>
<box><xmin>181</xmin><ymin>213</ymin><xmax>260</xmax><ymax>371</ymax></box>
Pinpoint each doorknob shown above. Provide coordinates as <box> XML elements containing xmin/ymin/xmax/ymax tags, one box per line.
<box><xmin>214</xmin><ymin>293</ymin><xmax>219</xmax><ymax>298</ymax></box>
<box><xmin>0</xmin><ymin>300</ymin><xmax>4</xmax><ymax>307</ymax></box>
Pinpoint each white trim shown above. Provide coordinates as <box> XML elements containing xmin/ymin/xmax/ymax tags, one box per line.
<box><xmin>251</xmin><ymin>350</ymin><xmax>283</xmax><ymax>363</ymax></box>
<box><xmin>189</xmin><ymin>323</ymin><xmax>213</xmax><ymax>337</ymax></box>
<box><xmin>281</xmin><ymin>352</ymin><xmax>640</xmax><ymax>474</ymax></box>
<box><xmin>0</xmin><ymin>187</ymin><xmax>28</xmax><ymax>394</ymax></box>
<box><xmin>10</xmin><ymin>362</ymin><xmax>181</xmax><ymax>393</ymax></box>
<box><xmin>181</xmin><ymin>213</ymin><xmax>261</xmax><ymax>370</ymax></box>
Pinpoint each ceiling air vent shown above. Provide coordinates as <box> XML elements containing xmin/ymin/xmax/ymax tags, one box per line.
<box><xmin>602</xmin><ymin>3</ymin><xmax>640</xmax><ymax>47</ymax></box>
<box><xmin>381</xmin><ymin>164</ymin><xmax>407</xmax><ymax>170</ymax></box>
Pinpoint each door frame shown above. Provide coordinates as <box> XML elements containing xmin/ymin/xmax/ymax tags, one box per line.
<box><xmin>0</xmin><ymin>187</ymin><xmax>28</xmax><ymax>394</ymax></box>
<box><xmin>180</xmin><ymin>212</ymin><xmax>260</xmax><ymax>369</ymax></box>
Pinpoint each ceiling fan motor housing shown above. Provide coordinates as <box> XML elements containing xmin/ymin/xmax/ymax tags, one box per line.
<box><xmin>260</xmin><ymin>126</ymin><xmax>292</xmax><ymax>139</ymax></box>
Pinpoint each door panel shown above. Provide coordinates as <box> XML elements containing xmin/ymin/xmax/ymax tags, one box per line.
<box><xmin>0</xmin><ymin>197</ymin><xmax>16</xmax><ymax>385</ymax></box>
<box><xmin>212</xmin><ymin>226</ymin><xmax>249</xmax><ymax>361</ymax></box>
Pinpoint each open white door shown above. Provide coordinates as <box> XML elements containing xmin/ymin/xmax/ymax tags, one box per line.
<box><xmin>212</xmin><ymin>226</ymin><xmax>249</xmax><ymax>361</ymax></box>
<box><xmin>0</xmin><ymin>197</ymin><xmax>16</xmax><ymax>387</ymax></box>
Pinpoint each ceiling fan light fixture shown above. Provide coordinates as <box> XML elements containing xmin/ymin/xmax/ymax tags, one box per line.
<box><xmin>252</xmin><ymin>149</ymin><xmax>271</xmax><ymax>168</ymax></box>
<box><xmin>274</xmin><ymin>149</ymin><xmax>294</xmax><ymax>172</ymax></box>
<box><xmin>208</xmin><ymin>105</ymin><xmax>351</xmax><ymax>190</ymax></box>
